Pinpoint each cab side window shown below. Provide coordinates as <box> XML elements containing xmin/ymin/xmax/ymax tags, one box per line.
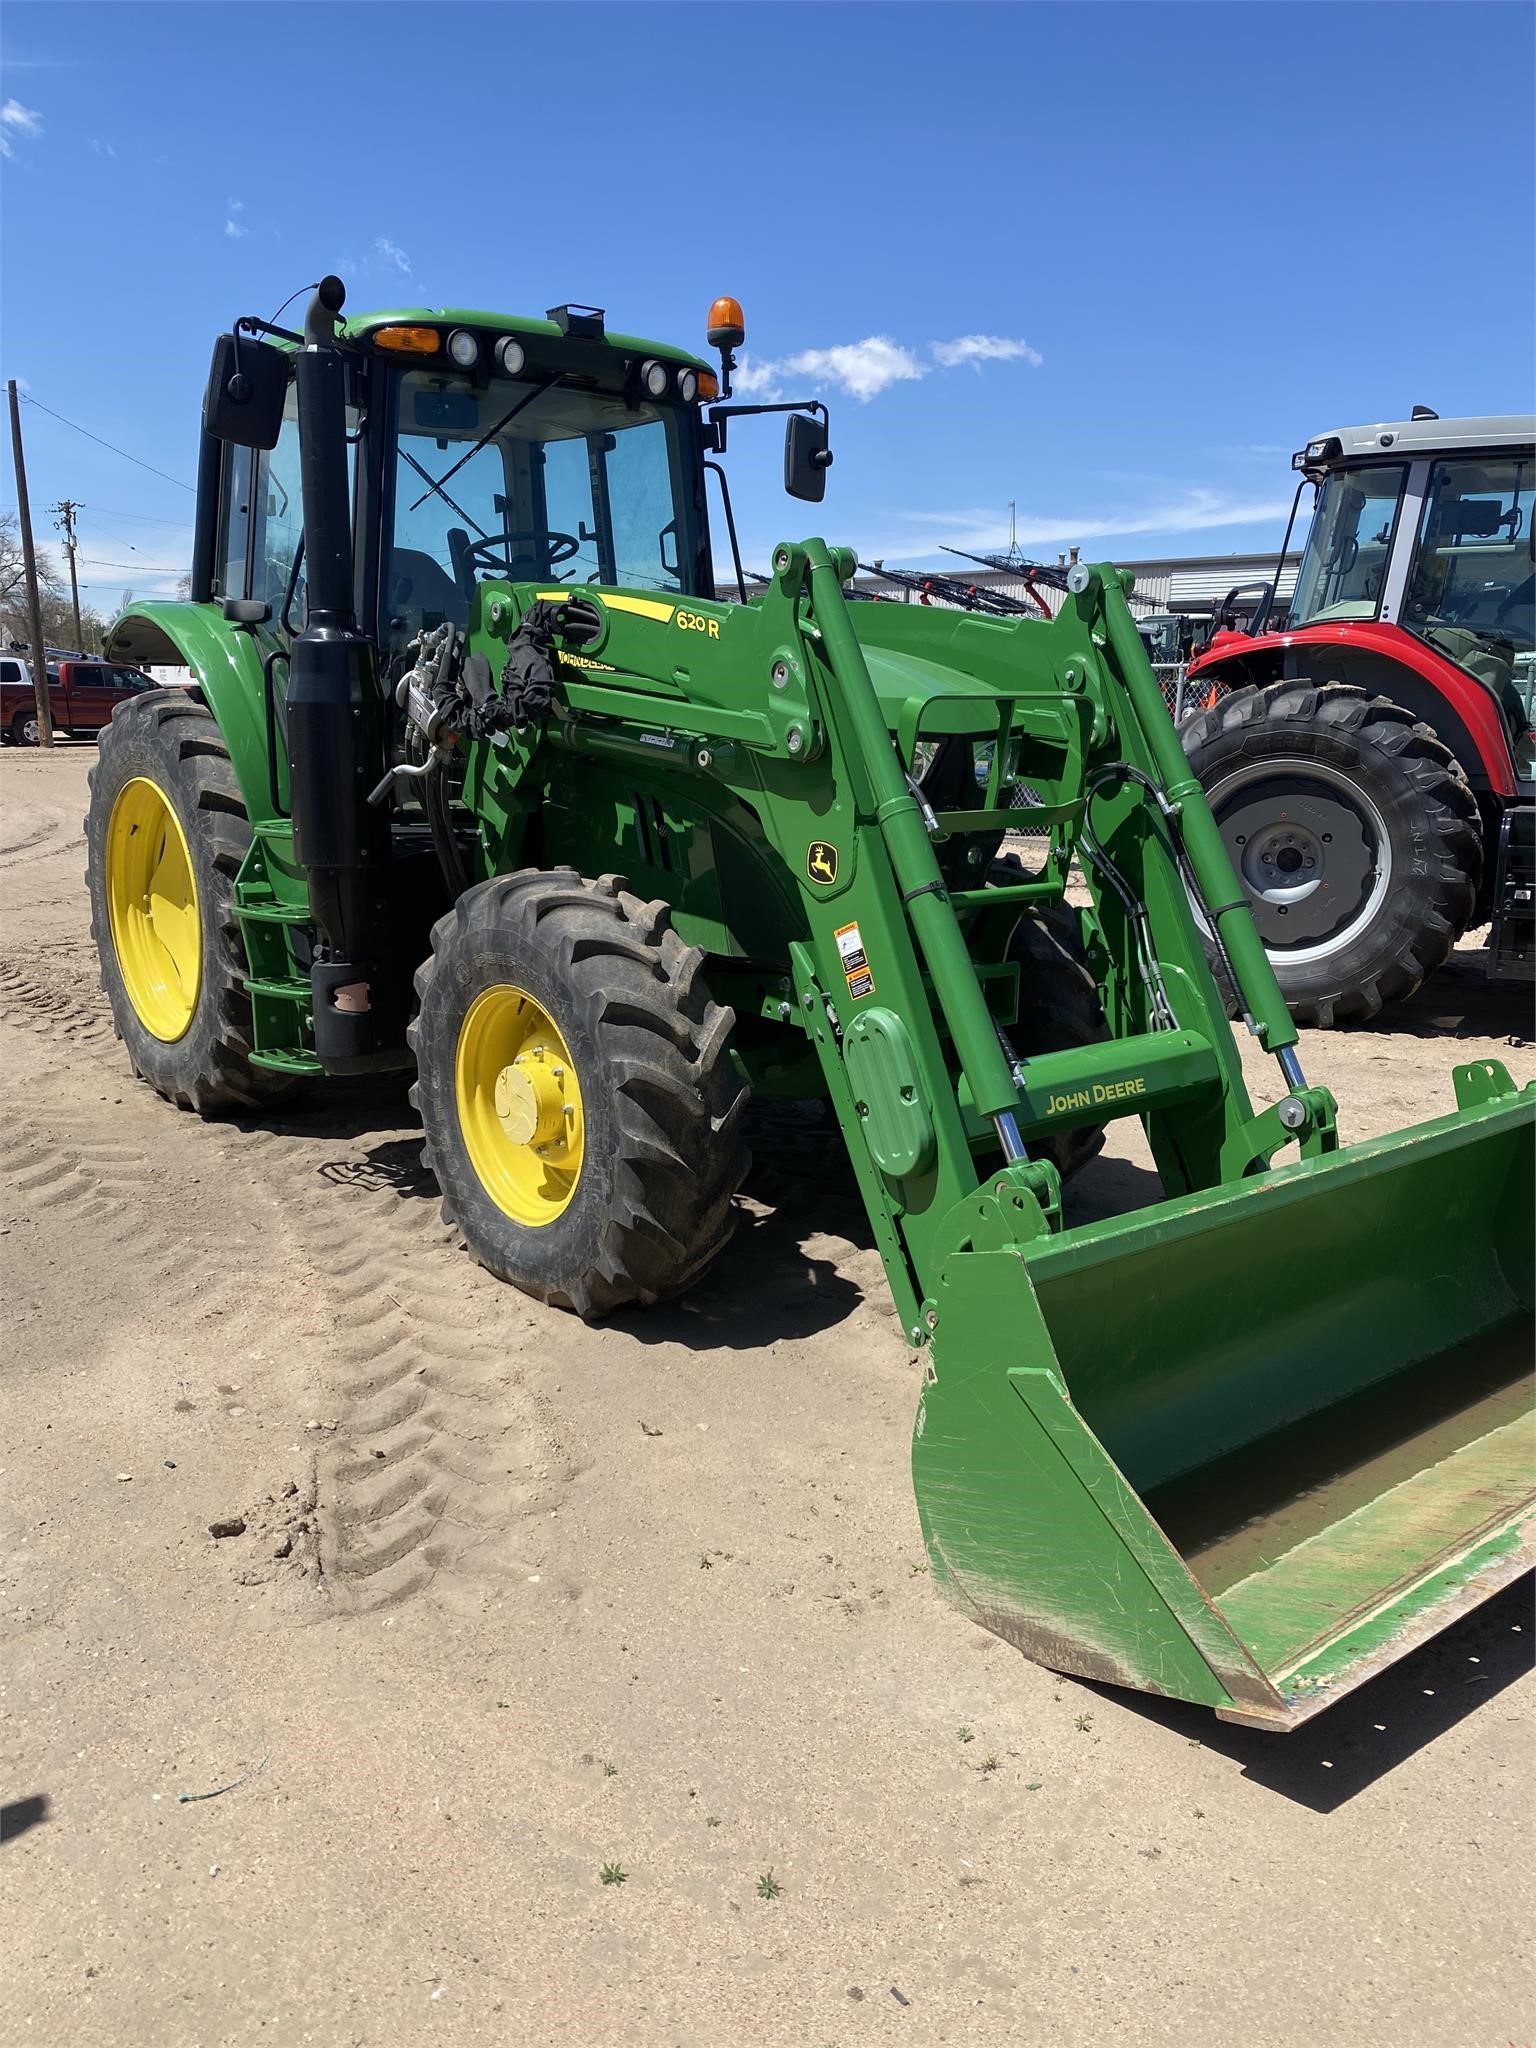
<box><xmin>214</xmin><ymin>444</ymin><xmax>252</xmax><ymax>601</ymax></box>
<box><xmin>251</xmin><ymin>389</ymin><xmax>307</xmax><ymax>626</ymax></box>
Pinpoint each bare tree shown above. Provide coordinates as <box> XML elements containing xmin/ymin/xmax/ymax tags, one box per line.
<box><xmin>0</xmin><ymin>508</ymin><xmax>65</xmax><ymax>618</ymax></box>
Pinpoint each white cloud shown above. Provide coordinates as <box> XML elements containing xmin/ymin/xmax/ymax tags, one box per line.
<box><xmin>734</xmin><ymin>336</ymin><xmax>925</xmax><ymax>404</ymax></box>
<box><xmin>374</xmin><ymin>236</ymin><xmax>412</xmax><ymax>275</ymax></box>
<box><xmin>783</xmin><ymin>337</ymin><xmax>926</xmax><ymax>402</ymax></box>
<box><xmin>732</xmin><ymin>329</ymin><xmax>1040</xmax><ymax>405</ymax></box>
<box><xmin>931</xmin><ymin>333</ymin><xmax>1042</xmax><ymax>369</ymax></box>
<box><xmin>88</xmin><ymin>137</ymin><xmax>115</xmax><ymax>157</ymax></box>
<box><xmin>730</xmin><ymin>356</ymin><xmax>783</xmax><ymax>400</ymax></box>
<box><xmin>0</xmin><ymin>98</ymin><xmax>42</xmax><ymax>157</ymax></box>
<box><xmin>224</xmin><ymin>219</ymin><xmax>247</xmax><ymax>240</ymax></box>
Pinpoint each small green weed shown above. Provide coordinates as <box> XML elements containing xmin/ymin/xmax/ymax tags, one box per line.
<box><xmin>957</xmin><ymin>1725</ymin><xmax>974</xmax><ymax>1743</ymax></box>
<box><xmin>599</xmin><ymin>1862</ymin><xmax>627</xmax><ymax>1886</ymax></box>
<box><xmin>1074</xmin><ymin>1713</ymin><xmax>1093</xmax><ymax>1733</ymax></box>
<box><xmin>756</xmin><ymin>1871</ymin><xmax>782</xmax><ymax>1901</ymax></box>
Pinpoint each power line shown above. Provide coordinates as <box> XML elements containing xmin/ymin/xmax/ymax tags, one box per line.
<box><xmin>78</xmin><ymin>504</ymin><xmax>197</xmax><ymax>531</ymax></box>
<box><xmin>18</xmin><ymin>393</ymin><xmax>195</xmax><ymax>493</ymax></box>
<box><xmin>78</xmin><ymin>515</ymin><xmax>161</xmax><ymax>556</ymax></box>
<box><xmin>77</xmin><ymin>555</ymin><xmax>186</xmax><ymax>573</ymax></box>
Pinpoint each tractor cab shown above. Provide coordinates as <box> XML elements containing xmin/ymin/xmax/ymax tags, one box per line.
<box><xmin>176</xmin><ymin>293</ymin><xmax>829</xmax><ymax>689</ymax></box>
<box><xmin>1183</xmin><ymin>415</ymin><xmax>1536</xmax><ymax>1022</ymax></box>
<box><xmin>1211</xmin><ymin>415</ymin><xmax>1536</xmax><ymax>734</ymax></box>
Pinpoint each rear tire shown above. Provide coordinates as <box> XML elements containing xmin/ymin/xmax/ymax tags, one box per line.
<box><xmin>410</xmin><ymin>869</ymin><xmax>750</xmax><ymax>1318</ymax></box>
<box><xmin>991</xmin><ymin>864</ymin><xmax>1108</xmax><ymax>1180</ymax></box>
<box><xmin>1182</xmin><ymin>681</ymin><xmax>1482</xmax><ymax>1026</ymax></box>
<box><xmin>86</xmin><ymin>690</ymin><xmax>298</xmax><ymax>1113</ymax></box>
<box><xmin>12</xmin><ymin>707</ymin><xmax>39</xmax><ymax>746</ymax></box>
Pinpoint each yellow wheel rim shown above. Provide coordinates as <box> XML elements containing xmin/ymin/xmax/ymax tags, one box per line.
<box><xmin>105</xmin><ymin>776</ymin><xmax>202</xmax><ymax>1043</ymax></box>
<box><xmin>455</xmin><ymin>983</ymin><xmax>585</xmax><ymax>1226</ymax></box>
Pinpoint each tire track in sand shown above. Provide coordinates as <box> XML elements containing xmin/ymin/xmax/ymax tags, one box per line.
<box><xmin>0</xmin><ymin>1118</ymin><xmax>242</xmax><ymax>1321</ymax></box>
<box><xmin>0</xmin><ymin>952</ymin><xmax>572</xmax><ymax>1619</ymax></box>
<box><xmin>224</xmin><ymin>1120</ymin><xmax>573</xmax><ymax>1618</ymax></box>
<box><xmin>0</xmin><ymin>958</ymin><xmax>121</xmax><ymax>1055</ymax></box>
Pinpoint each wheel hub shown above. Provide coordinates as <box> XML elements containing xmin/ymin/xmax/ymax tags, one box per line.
<box><xmin>455</xmin><ymin>986</ymin><xmax>585</xmax><ymax>1226</ymax></box>
<box><xmin>493</xmin><ymin>1044</ymin><xmax>575</xmax><ymax>1153</ymax></box>
<box><xmin>1207</xmin><ymin>760</ymin><xmax>1391</xmax><ymax>962</ymax></box>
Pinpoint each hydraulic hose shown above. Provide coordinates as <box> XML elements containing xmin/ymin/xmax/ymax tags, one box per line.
<box><xmin>1093</xmin><ymin>567</ymin><xmax>1299</xmax><ymax>1054</ymax></box>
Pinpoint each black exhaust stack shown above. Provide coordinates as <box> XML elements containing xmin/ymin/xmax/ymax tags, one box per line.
<box><xmin>286</xmin><ymin>276</ymin><xmax>395</xmax><ymax>1072</ymax></box>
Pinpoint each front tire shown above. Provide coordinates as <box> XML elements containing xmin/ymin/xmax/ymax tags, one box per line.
<box><xmin>86</xmin><ymin>691</ymin><xmax>298</xmax><ymax>1113</ymax></box>
<box><xmin>410</xmin><ymin>869</ymin><xmax>749</xmax><ymax>1318</ymax></box>
<box><xmin>1182</xmin><ymin>681</ymin><xmax>1482</xmax><ymax>1026</ymax></box>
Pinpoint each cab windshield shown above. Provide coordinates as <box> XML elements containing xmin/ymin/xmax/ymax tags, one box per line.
<box><xmin>1288</xmin><ymin>465</ymin><xmax>1405</xmax><ymax>628</ymax></box>
<box><xmin>384</xmin><ymin>365</ymin><xmax>703</xmax><ymax>650</ymax></box>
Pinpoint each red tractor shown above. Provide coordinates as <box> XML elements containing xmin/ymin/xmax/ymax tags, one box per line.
<box><xmin>1182</xmin><ymin>413</ymin><xmax>1534</xmax><ymax>1023</ymax></box>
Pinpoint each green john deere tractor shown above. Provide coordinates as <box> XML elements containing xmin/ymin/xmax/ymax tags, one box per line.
<box><xmin>95</xmin><ymin>278</ymin><xmax>1532</xmax><ymax>1729</ymax></box>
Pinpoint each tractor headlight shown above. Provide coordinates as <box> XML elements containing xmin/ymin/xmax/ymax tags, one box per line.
<box><xmin>446</xmin><ymin>329</ymin><xmax>480</xmax><ymax>370</ymax></box>
<box><xmin>677</xmin><ymin>368</ymin><xmax>699</xmax><ymax>404</ymax></box>
<box><xmin>496</xmin><ymin>336</ymin><xmax>526</xmax><ymax>377</ymax></box>
<box><xmin>640</xmin><ymin>359</ymin><xmax>671</xmax><ymax>399</ymax></box>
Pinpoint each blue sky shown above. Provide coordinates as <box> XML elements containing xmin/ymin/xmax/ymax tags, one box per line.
<box><xmin>3</xmin><ymin>0</ymin><xmax>1533</xmax><ymax>608</ymax></box>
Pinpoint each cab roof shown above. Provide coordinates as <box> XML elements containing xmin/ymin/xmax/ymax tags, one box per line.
<box><xmin>1306</xmin><ymin>414</ymin><xmax>1535</xmax><ymax>464</ymax></box>
<box><xmin>342</xmin><ymin>306</ymin><xmax>710</xmax><ymax>372</ymax></box>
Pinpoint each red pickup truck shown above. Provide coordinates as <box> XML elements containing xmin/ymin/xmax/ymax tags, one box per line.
<box><xmin>0</xmin><ymin>657</ymin><xmax>159</xmax><ymax>745</ymax></box>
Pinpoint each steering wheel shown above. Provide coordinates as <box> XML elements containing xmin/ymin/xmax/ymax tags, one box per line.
<box><xmin>464</xmin><ymin>529</ymin><xmax>582</xmax><ymax>577</ymax></box>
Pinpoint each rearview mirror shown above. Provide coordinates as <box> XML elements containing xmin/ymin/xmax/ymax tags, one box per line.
<box><xmin>203</xmin><ymin>333</ymin><xmax>288</xmax><ymax>450</ymax></box>
<box><xmin>785</xmin><ymin>412</ymin><xmax>833</xmax><ymax>503</ymax></box>
<box><xmin>413</xmin><ymin>389</ymin><xmax>480</xmax><ymax>434</ymax></box>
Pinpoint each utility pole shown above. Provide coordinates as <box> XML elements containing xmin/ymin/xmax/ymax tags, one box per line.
<box><xmin>6</xmin><ymin>380</ymin><xmax>53</xmax><ymax>746</ymax></box>
<box><xmin>54</xmin><ymin>499</ymin><xmax>84</xmax><ymax>656</ymax></box>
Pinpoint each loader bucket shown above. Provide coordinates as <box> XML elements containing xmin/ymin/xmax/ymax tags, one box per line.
<box><xmin>913</xmin><ymin>1083</ymin><xmax>1535</xmax><ymax>1728</ymax></box>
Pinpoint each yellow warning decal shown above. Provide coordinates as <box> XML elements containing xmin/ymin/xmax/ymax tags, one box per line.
<box><xmin>535</xmin><ymin>590</ymin><xmax>677</xmax><ymax>624</ymax></box>
<box><xmin>835</xmin><ymin>920</ymin><xmax>875</xmax><ymax>999</ymax></box>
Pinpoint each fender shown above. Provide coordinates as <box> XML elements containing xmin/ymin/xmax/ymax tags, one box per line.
<box><xmin>104</xmin><ymin>601</ymin><xmax>280</xmax><ymax>824</ymax></box>
<box><xmin>1187</xmin><ymin>620</ymin><xmax>1520</xmax><ymax>798</ymax></box>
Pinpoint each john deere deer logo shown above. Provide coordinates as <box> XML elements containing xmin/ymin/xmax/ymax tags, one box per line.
<box><xmin>807</xmin><ymin>841</ymin><xmax>839</xmax><ymax>885</ymax></box>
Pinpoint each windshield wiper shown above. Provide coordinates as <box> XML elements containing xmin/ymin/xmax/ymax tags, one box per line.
<box><xmin>408</xmin><ymin>372</ymin><xmax>565</xmax><ymax>514</ymax></box>
<box><xmin>399</xmin><ymin>446</ymin><xmax>491</xmax><ymax>539</ymax></box>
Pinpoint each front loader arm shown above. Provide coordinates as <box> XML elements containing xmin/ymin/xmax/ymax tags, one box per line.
<box><xmin>471</xmin><ymin>546</ymin><xmax>1339</xmax><ymax>1340</ymax></box>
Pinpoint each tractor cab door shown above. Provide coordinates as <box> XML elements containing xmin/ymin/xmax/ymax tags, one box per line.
<box><xmin>1400</xmin><ymin>452</ymin><xmax>1536</xmax><ymax>741</ymax></box>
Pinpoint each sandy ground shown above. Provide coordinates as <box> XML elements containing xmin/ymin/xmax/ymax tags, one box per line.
<box><xmin>1</xmin><ymin>739</ymin><xmax>1532</xmax><ymax>2048</ymax></box>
